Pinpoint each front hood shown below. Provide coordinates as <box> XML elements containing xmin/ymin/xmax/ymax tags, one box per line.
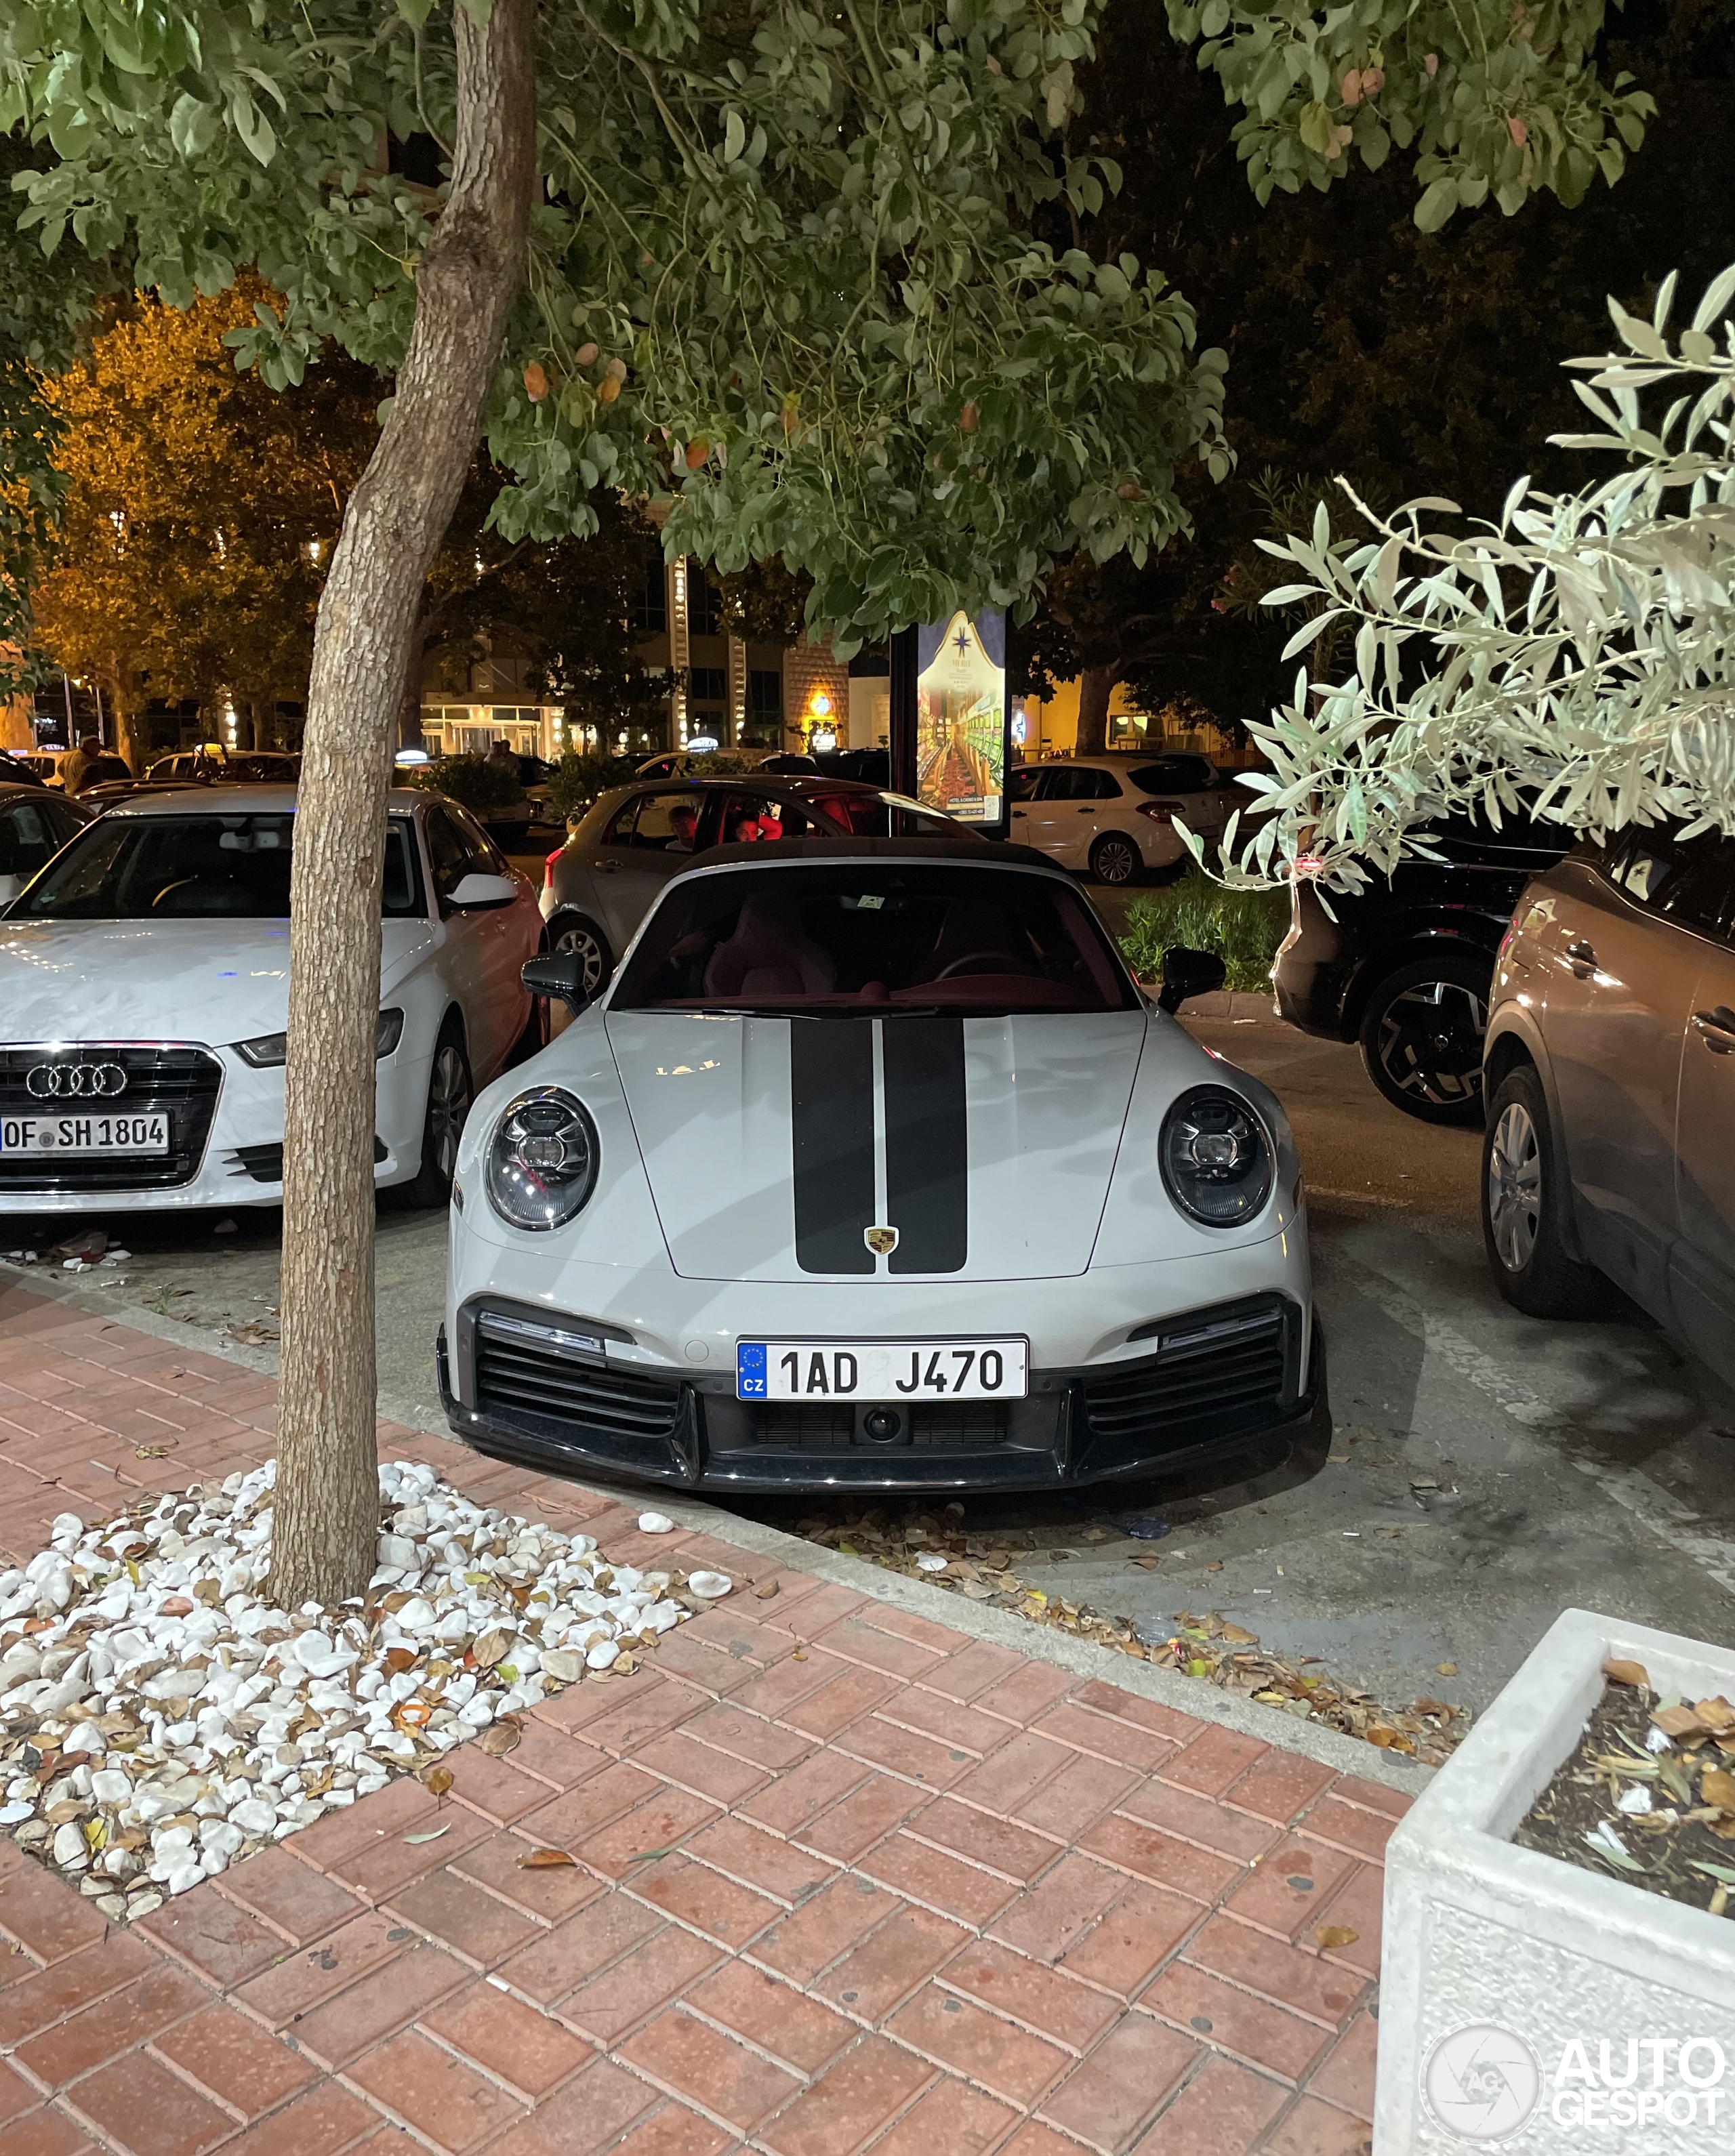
<box><xmin>605</xmin><ymin>1008</ymin><xmax>1147</xmax><ymax>1282</ymax></box>
<box><xmin>0</xmin><ymin>919</ymin><xmax>432</xmax><ymax>1048</ymax></box>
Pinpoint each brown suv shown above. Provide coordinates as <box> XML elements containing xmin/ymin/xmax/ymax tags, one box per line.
<box><xmin>1481</xmin><ymin>827</ymin><xmax>1735</xmax><ymax>1386</ymax></box>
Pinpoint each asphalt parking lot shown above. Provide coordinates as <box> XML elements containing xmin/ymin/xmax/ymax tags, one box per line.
<box><xmin>5</xmin><ymin>953</ymin><xmax>1732</xmax><ymax>1724</ymax></box>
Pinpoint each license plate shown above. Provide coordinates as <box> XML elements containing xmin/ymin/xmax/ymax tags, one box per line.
<box><xmin>737</xmin><ymin>1338</ymin><xmax>1028</xmax><ymax>1402</ymax></box>
<box><xmin>0</xmin><ymin>1113</ymin><xmax>169</xmax><ymax>1157</ymax></box>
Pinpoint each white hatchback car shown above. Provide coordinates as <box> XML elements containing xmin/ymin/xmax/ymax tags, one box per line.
<box><xmin>441</xmin><ymin>838</ymin><xmax>1320</xmax><ymax>1497</ymax></box>
<box><xmin>1009</xmin><ymin>753</ymin><xmax>1233</xmax><ymax>887</ymax></box>
<box><xmin>0</xmin><ymin>786</ymin><xmax>543</xmax><ymax>1214</ymax></box>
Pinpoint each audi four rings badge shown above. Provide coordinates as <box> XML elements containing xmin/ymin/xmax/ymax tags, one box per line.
<box><xmin>24</xmin><ymin>1062</ymin><xmax>128</xmax><ymax>1099</ymax></box>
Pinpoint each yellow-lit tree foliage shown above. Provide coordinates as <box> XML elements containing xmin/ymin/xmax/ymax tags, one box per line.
<box><xmin>32</xmin><ymin>280</ymin><xmax>375</xmax><ymax>766</ymax></box>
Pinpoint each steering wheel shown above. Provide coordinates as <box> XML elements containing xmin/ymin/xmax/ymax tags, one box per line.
<box><xmin>935</xmin><ymin>950</ymin><xmax>1025</xmax><ymax>980</ymax></box>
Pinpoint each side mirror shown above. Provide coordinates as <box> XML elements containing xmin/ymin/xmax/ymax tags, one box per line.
<box><xmin>523</xmin><ymin>951</ymin><xmax>592</xmax><ymax>1015</ymax></box>
<box><xmin>447</xmin><ymin>871</ymin><xmax>518</xmax><ymax>910</ymax></box>
<box><xmin>1157</xmin><ymin>945</ymin><xmax>1227</xmax><ymax>1014</ymax></box>
<box><xmin>0</xmin><ymin>872</ymin><xmax>22</xmax><ymax>907</ymax></box>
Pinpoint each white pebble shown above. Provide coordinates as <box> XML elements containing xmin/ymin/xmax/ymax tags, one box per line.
<box><xmin>52</xmin><ymin>1823</ymin><xmax>88</xmax><ymax>1868</ymax></box>
<box><xmin>637</xmin><ymin>1512</ymin><xmax>676</xmax><ymax>1535</ymax></box>
<box><xmin>687</xmin><ymin>1571</ymin><xmax>733</xmax><ymax>1600</ymax></box>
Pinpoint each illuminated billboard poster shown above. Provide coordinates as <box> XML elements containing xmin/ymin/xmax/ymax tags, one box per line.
<box><xmin>914</xmin><ymin>610</ymin><xmax>1006</xmax><ymax>828</ymax></box>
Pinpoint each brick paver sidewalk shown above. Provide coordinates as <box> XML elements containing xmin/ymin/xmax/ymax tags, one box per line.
<box><xmin>0</xmin><ymin>1281</ymin><xmax>1393</xmax><ymax>2156</ymax></box>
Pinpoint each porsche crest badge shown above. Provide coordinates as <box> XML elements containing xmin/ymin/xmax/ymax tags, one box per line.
<box><xmin>864</xmin><ymin>1225</ymin><xmax>899</xmax><ymax>1257</ymax></box>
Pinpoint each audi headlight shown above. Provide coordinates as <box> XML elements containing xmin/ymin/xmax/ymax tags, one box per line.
<box><xmin>1160</xmin><ymin>1085</ymin><xmax>1273</xmax><ymax>1228</ymax></box>
<box><xmin>234</xmin><ymin>1008</ymin><xmax>404</xmax><ymax>1069</ymax></box>
<box><xmin>486</xmin><ymin>1087</ymin><xmax>600</xmax><ymax>1231</ymax></box>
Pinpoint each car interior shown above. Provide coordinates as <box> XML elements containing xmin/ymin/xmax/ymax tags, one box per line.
<box><xmin>16</xmin><ymin>814</ymin><xmax>426</xmax><ymax>921</ymax></box>
<box><xmin>612</xmin><ymin>865</ymin><xmax>1138</xmax><ymax>1014</ymax></box>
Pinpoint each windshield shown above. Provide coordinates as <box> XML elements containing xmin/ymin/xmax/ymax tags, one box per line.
<box><xmin>612</xmin><ymin>862</ymin><xmax>1139</xmax><ymax>1014</ymax></box>
<box><xmin>14</xmin><ymin>812</ymin><xmax>426</xmax><ymax>920</ymax></box>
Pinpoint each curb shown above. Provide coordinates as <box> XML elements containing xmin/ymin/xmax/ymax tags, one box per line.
<box><xmin>2</xmin><ymin>1261</ymin><xmax>1434</xmax><ymax>1799</ymax></box>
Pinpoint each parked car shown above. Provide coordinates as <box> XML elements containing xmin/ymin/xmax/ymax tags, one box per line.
<box><xmin>5</xmin><ymin>749</ymin><xmax>73</xmax><ymax>789</ymax></box>
<box><xmin>542</xmin><ymin>774</ymin><xmax>971</xmax><ymax>997</ymax></box>
<box><xmin>1272</xmin><ymin>813</ymin><xmax>1573</xmax><ymax>1125</ymax></box>
<box><xmin>1482</xmin><ymin>826</ymin><xmax>1735</xmax><ymax>1388</ymax></box>
<box><xmin>441</xmin><ymin>836</ymin><xmax>1317</xmax><ymax>1493</ymax></box>
<box><xmin>0</xmin><ymin>785</ymin><xmax>542</xmax><ymax>1214</ymax></box>
<box><xmin>0</xmin><ymin>782</ymin><xmax>89</xmax><ymax>904</ymax></box>
<box><xmin>634</xmin><ymin>749</ymin><xmax>820</xmax><ymax>781</ymax></box>
<box><xmin>1007</xmin><ymin>753</ymin><xmax>1232</xmax><ymax>888</ymax></box>
<box><xmin>146</xmin><ymin>747</ymin><xmax>302</xmax><ymax>785</ymax></box>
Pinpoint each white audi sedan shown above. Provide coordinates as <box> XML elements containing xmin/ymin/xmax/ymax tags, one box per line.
<box><xmin>0</xmin><ymin>787</ymin><xmax>543</xmax><ymax>1214</ymax></box>
<box><xmin>441</xmin><ymin>837</ymin><xmax>1320</xmax><ymax>1496</ymax></box>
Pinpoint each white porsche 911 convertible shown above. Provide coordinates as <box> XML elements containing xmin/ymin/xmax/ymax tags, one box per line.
<box><xmin>441</xmin><ymin>837</ymin><xmax>1321</xmax><ymax>1494</ymax></box>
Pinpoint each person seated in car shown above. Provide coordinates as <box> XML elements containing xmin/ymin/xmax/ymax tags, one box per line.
<box><xmin>666</xmin><ymin>802</ymin><xmax>699</xmax><ymax>850</ymax></box>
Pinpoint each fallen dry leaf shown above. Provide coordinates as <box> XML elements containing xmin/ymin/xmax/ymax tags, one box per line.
<box><xmin>1315</xmin><ymin>1926</ymin><xmax>1360</xmax><ymax>1950</ymax></box>
<box><xmin>1436</xmin><ymin>1663</ymin><xmax>1458</xmax><ymax>1678</ymax></box>
<box><xmin>791</xmin><ymin>1649</ymin><xmax>808</xmax><ymax>1661</ymax></box>
<box><xmin>1204</xmin><ymin>1560</ymin><xmax>1224</xmax><ymax>1573</ymax></box>
<box><xmin>614</xmin><ymin>1653</ymin><xmax>638</xmax><ymax>1677</ymax></box>
<box><xmin>516</xmin><ymin>1848</ymin><xmax>577</xmax><ymax>1868</ymax></box>
<box><xmin>385</xmin><ymin>1647</ymin><xmax>418</xmax><ymax>1674</ymax></box>
<box><xmin>1695</xmin><ymin>1697</ymin><xmax>1735</xmax><ymax>1733</ymax></box>
<box><xmin>474</xmin><ymin>1718</ymin><xmax>522</xmax><ymax>1756</ymax></box>
<box><xmin>1603</xmin><ymin>1659</ymin><xmax>1650</xmax><ymax>1690</ymax></box>
<box><xmin>472</xmin><ymin>1629</ymin><xmax>512</xmax><ymax>1669</ymax></box>
<box><xmin>1653</xmin><ymin>1704</ymin><xmax>1707</xmax><ymax>1739</ymax></box>
<box><xmin>403</xmin><ymin>1825</ymin><xmax>450</xmax><ymax>1846</ymax></box>
<box><xmin>422</xmin><ymin>1765</ymin><xmax>453</xmax><ymax>1800</ymax></box>
<box><xmin>1220</xmin><ymin>1624</ymin><xmax>1259</xmax><ymax>1647</ymax></box>
<box><xmin>1701</xmin><ymin>1767</ymin><xmax>1735</xmax><ymax>1812</ymax></box>
<box><xmin>753</xmin><ymin>1579</ymin><xmax>780</xmax><ymax>1600</ymax></box>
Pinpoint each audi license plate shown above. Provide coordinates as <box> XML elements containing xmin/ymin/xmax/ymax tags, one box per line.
<box><xmin>737</xmin><ymin>1338</ymin><xmax>1028</xmax><ymax>1403</ymax></box>
<box><xmin>0</xmin><ymin>1113</ymin><xmax>169</xmax><ymax>1157</ymax></box>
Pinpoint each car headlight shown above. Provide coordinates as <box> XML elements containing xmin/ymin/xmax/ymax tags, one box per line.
<box><xmin>234</xmin><ymin>1008</ymin><xmax>405</xmax><ymax>1069</ymax></box>
<box><xmin>486</xmin><ymin>1087</ymin><xmax>600</xmax><ymax>1231</ymax></box>
<box><xmin>1160</xmin><ymin>1085</ymin><xmax>1273</xmax><ymax>1228</ymax></box>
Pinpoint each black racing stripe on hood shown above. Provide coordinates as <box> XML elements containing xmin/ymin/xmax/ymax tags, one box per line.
<box><xmin>790</xmin><ymin>1020</ymin><xmax>876</xmax><ymax>1274</ymax></box>
<box><xmin>884</xmin><ymin>1016</ymin><xmax>968</xmax><ymax>1274</ymax></box>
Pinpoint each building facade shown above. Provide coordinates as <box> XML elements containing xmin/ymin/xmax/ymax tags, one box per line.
<box><xmin>417</xmin><ymin>554</ymin><xmax>856</xmax><ymax>763</ymax></box>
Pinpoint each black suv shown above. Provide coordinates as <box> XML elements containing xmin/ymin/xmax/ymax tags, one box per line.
<box><xmin>1272</xmin><ymin>816</ymin><xmax>1572</xmax><ymax>1125</ymax></box>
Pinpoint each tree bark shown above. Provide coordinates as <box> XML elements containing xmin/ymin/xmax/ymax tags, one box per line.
<box><xmin>270</xmin><ymin>0</ymin><xmax>537</xmax><ymax>1610</ymax></box>
<box><xmin>1075</xmin><ymin>661</ymin><xmax>1118</xmax><ymax>755</ymax></box>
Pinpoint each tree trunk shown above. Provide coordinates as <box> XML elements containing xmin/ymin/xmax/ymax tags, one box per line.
<box><xmin>270</xmin><ymin>0</ymin><xmax>537</xmax><ymax>1611</ymax></box>
<box><xmin>1075</xmin><ymin>662</ymin><xmax>1118</xmax><ymax>755</ymax></box>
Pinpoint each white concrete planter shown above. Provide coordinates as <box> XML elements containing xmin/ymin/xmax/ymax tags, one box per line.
<box><xmin>1377</xmin><ymin>1609</ymin><xmax>1735</xmax><ymax>2155</ymax></box>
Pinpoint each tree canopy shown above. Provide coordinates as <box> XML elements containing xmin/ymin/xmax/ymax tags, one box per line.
<box><xmin>1017</xmin><ymin>0</ymin><xmax>1732</xmax><ymax>747</ymax></box>
<box><xmin>3</xmin><ymin>0</ymin><xmax>1650</xmax><ymax>655</ymax></box>
<box><xmin>29</xmin><ymin>280</ymin><xmax>377</xmax><ymax>761</ymax></box>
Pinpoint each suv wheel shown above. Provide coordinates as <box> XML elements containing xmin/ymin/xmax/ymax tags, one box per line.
<box><xmin>1088</xmin><ymin>833</ymin><xmax>1141</xmax><ymax>888</ymax></box>
<box><xmin>1358</xmin><ymin>951</ymin><xmax>1490</xmax><ymax>1125</ymax></box>
<box><xmin>548</xmin><ymin>913</ymin><xmax>613</xmax><ymax>999</ymax></box>
<box><xmin>1482</xmin><ymin>1063</ymin><xmax>1609</xmax><ymax>1317</ymax></box>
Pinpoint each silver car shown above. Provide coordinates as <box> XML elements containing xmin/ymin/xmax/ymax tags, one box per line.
<box><xmin>1482</xmin><ymin>825</ymin><xmax>1735</xmax><ymax>1388</ymax></box>
<box><xmin>541</xmin><ymin>774</ymin><xmax>970</xmax><ymax>994</ymax></box>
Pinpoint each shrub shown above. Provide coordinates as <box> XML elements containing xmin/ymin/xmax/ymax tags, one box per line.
<box><xmin>544</xmin><ymin>751</ymin><xmax>641</xmax><ymax>825</ymax></box>
<box><xmin>1118</xmin><ymin>871</ymin><xmax>1290</xmax><ymax>993</ymax></box>
<box><xmin>403</xmin><ymin>753</ymin><xmax>525</xmax><ymax>816</ymax></box>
